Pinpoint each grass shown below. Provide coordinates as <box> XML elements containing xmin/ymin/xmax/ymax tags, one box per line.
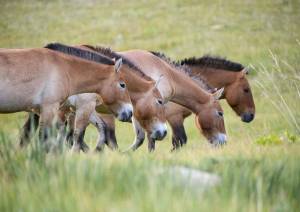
<box><xmin>0</xmin><ymin>0</ymin><xmax>300</xmax><ymax>211</ymax></box>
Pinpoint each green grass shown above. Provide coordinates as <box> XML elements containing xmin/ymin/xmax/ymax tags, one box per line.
<box><xmin>0</xmin><ymin>0</ymin><xmax>300</xmax><ymax>211</ymax></box>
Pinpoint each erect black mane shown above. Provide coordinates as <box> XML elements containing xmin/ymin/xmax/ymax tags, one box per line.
<box><xmin>150</xmin><ymin>51</ymin><xmax>212</xmax><ymax>91</ymax></box>
<box><xmin>44</xmin><ymin>43</ymin><xmax>114</xmax><ymax>65</ymax></box>
<box><xmin>82</xmin><ymin>45</ymin><xmax>153</xmax><ymax>81</ymax></box>
<box><xmin>180</xmin><ymin>55</ymin><xmax>244</xmax><ymax>72</ymax></box>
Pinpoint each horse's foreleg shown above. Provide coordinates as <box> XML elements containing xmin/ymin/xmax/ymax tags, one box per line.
<box><xmin>167</xmin><ymin>115</ymin><xmax>187</xmax><ymax>151</ymax></box>
<box><xmin>19</xmin><ymin>112</ymin><xmax>40</xmax><ymax>147</ymax></box>
<box><xmin>55</xmin><ymin>108</ymin><xmax>70</xmax><ymax>149</ymax></box>
<box><xmin>100</xmin><ymin>114</ymin><xmax>118</xmax><ymax>150</ymax></box>
<box><xmin>65</xmin><ymin>111</ymin><xmax>75</xmax><ymax>147</ymax></box>
<box><xmin>39</xmin><ymin>103</ymin><xmax>60</xmax><ymax>151</ymax></box>
<box><xmin>147</xmin><ymin>133</ymin><xmax>155</xmax><ymax>152</ymax></box>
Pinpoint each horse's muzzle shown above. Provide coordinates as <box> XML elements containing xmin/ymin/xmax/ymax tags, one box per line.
<box><xmin>151</xmin><ymin>122</ymin><xmax>167</xmax><ymax>140</ymax></box>
<box><xmin>118</xmin><ymin>111</ymin><xmax>133</xmax><ymax>122</ymax></box>
<box><xmin>241</xmin><ymin>112</ymin><xmax>254</xmax><ymax>123</ymax></box>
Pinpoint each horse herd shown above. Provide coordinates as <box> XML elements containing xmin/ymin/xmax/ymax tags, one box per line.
<box><xmin>0</xmin><ymin>43</ymin><xmax>255</xmax><ymax>153</ymax></box>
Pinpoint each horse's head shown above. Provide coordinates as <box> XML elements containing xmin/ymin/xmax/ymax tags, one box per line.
<box><xmin>133</xmin><ymin>78</ymin><xmax>167</xmax><ymax>141</ymax></box>
<box><xmin>224</xmin><ymin>68</ymin><xmax>255</xmax><ymax>123</ymax></box>
<box><xmin>195</xmin><ymin>88</ymin><xmax>227</xmax><ymax>145</ymax></box>
<box><xmin>100</xmin><ymin>58</ymin><xmax>133</xmax><ymax>122</ymax></box>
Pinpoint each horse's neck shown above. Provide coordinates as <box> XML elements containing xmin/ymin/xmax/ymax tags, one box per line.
<box><xmin>120</xmin><ymin>50</ymin><xmax>210</xmax><ymax>113</ymax></box>
<box><xmin>122</xmin><ymin>67</ymin><xmax>154</xmax><ymax>93</ymax></box>
<box><xmin>119</xmin><ymin>50</ymin><xmax>175</xmax><ymax>100</ymax></box>
<box><xmin>168</xmin><ymin>68</ymin><xmax>211</xmax><ymax>113</ymax></box>
<box><xmin>121</xmin><ymin>68</ymin><xmax>154</xmax><ymax>105</ymax></box>
<box><xmin>189</xmin><ymin>66</ymin><xmax>238</xmax><ymax>88</ymax></box>
<box><xmin>64</xmin><ymin>58</ymin><xmax>112</xmax><ymax>95</ymax></box>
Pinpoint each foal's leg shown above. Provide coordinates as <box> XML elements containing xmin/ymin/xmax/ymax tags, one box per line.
<box><xmin>72</xmin><ymin>104</ymin><xmax>95</xmax><ymax>153</ymax></box>
<box><xmin>19</xmin><ymin>112</ymin><xmax>40</xmax><ymax>147</ymax></box>
<box><xmin>126</xmin><ymin>118</ymin><xmax>145</xmax><ymax>151</ymax></box>
<box><xmin>89</xmin><ymin>111</ymin><xmax>108</xmax><ymax>152</ymax></box>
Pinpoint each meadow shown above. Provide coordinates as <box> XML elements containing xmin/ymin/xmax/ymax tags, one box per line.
<box><xmin>0</xmin><ymin>0</ymin><xmax>300</xmax><ymax>211</ymax></box>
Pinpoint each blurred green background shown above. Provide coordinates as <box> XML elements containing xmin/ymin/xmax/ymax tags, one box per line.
<box><xmin>0</xmin><ymin>0</ymin><xmax>299</xmax><ymax>211</ymax></box>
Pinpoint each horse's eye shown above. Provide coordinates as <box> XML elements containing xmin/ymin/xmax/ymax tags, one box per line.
<box><xmin>157</xmin><ymin>99</ymin><xmax>163</xmax><ymax>105</ymax></box>
<box><xmin>119</xmin><ymin>82</ymin><xmax>126</xmax><ymax>89</ymax></box>
<box><xmin>244</xmin><ymin>88</ymin><xmax>249</xmax><ymax>93</ymax></box>
<box><xmin>217</xmin><ymin>111</ymin><xmax>223</xmax><ymax>117</ymax></box>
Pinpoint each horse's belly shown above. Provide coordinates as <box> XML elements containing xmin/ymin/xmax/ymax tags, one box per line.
<box><xmin>0</xmin><ymin>84</ymin><xmax>37</xmax><ymax>113</ymax></box>
<box><xmin>0</xmin><ymin>93</ymin><xmax>35</xmax><ymax>113</ymax></box>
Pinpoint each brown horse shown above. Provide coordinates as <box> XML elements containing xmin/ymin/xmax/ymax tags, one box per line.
<box><xmin>51</xmin><ymin>48</ymin><xmax>226</xmax><ymax>152</ymax></box>
<box><xmin>20</xmin><ymin>45</ymin><xmax>167</xmax><ymax>152</ymax></box>
<box><xmin>153</xmin><ymin>53</ymin><xmax>255</xmax><ymax>149</ymax></box>
<box><xmin>118</xmin><ymin>49</ymin><xmax>226</xmax><ymax>151</ymax></box>
<box><xmin>0</xmin><ymin>43</ymin><xmax>132</xmax><ymax>146</ymax></box>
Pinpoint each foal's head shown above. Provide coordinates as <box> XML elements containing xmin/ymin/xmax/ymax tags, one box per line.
<box><xmin>133</xmin><ymin>79</ymin><xmax>167</xmax><ymax>140</ymax></box>
<box><xmin>195</xmin><ymin>88</ymin><xmax>227</xmax><ymax>145</ymax></box>
<box><xmin>99</xmin><ymin>58</ymin><xmax>133</xmax><ymax>122</ymax></box>
<box><xmin>224</xmin><ymin>69</ymin><xmax>255</xmax><ymax>123</ymax></box>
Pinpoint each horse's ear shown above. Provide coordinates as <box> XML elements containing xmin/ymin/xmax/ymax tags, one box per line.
<box><xmin>114</xmin><ymin>58</ymin><xmax>123</xmax><ymax>73</ymax></box>
<box><xmin>154</xmin><ymin>74</ymin><xmax>164</xmax><ymax>89</ymax></box>
<box><xmin>212</xmin><ymin>87</ymin><xmax>224</xmax><ymax>100</ymax></box>
<box><xmin>208</xmin><ymin>87</ymin><xmax>218</xmax><ymax>94</ymax></box>
<box><xmin>241</xmin><ymin>67</ymin><xmax>249</xmax><ymax>75</ymax></box>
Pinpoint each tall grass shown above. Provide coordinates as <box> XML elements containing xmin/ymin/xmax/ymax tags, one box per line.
<box><xmin>0</xmin><ymin>0</ymin><xmax>300</xmax><ymax>211</ymax></box>
<box><xmin>254</xmin><ymin>47</ymin><xmax>300</xmax><ymax>134</ymax></box>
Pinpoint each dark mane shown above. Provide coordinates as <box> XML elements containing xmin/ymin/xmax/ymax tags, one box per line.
<box><xmin>44</xmin><ymin>43</ymin><xmax>114</xmax><ymax>65</ymax></box>
<box><xmin>82</xmin><ymin>45</ymin><xmax>153</xmax><ymax>81</ymax></box>
<box><xmin>180</xmin><ymin>55</ymin><xmax>244</xmax><ymax>72</ymax></box>
<box><xmin>150</xmin><ymin>51</ymin><xmax>211</xmax><ymax>91</ymax></box>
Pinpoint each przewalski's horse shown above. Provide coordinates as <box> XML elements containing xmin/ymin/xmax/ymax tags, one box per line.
<box><xmin>20</xmin><ymin>45</ymin><xmax>167</xmax><ymax>152</ymax></box>
<box><xmin>152</xmin><ymin>53</ymin><xmax>255</xmax><ymax>149</ymax></box>
<box><xmin>118</xmin><ymin>50</ymin><xmax>226</xmax><ymax>151</ymax></box>
<box><xmin>0</xmin><ymin>43</ymin><xmax>132</xmax><ymax>147</ymax></box>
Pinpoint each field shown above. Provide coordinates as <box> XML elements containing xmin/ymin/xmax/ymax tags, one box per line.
<box><xmin>0</xmin><ymin>0</ymin><xmax>300</xmax><ymax>211</ymax></box>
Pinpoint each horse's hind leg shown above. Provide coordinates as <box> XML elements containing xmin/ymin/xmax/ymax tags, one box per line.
<box><xmin>19</xmin><ymin>112</ymin><xmax>40</xmax><ymax>147</ymax></box>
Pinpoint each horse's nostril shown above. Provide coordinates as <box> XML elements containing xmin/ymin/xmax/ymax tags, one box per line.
<box><xmin>155</xmin><ymin>130</ymin><xmax>161</xmax><ymax>138</ymax></box>
<box><xmin>162</xmin><ymin>130</ymin><xmax>167</xmax><ymax>137</ymax></box>
<box><xmin>129</xmin><ymin>111</ymin><xmax>133</xmax><ymax>118</ymax></box>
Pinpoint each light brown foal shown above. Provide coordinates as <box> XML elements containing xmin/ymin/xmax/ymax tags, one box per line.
<box><xmin>0</xmin><ymin>43</ymin><xmax>132</xmax><ymax>147</ymax></box>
